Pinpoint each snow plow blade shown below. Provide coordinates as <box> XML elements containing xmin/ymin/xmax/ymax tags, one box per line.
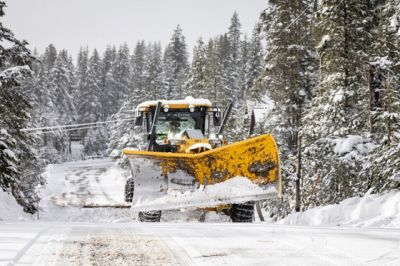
<box><xmin>82</xmin><ymin>204</ymin><xmax>131</xmax><ymax>208</ymax></box>
<box><xmin>123</xmin><ymin>134</ymin><xmax>281</xmax><ymax>211</ymax></box>
<box><xmin>130</xmin><ymin>182</ymin><xmax>280</xmax><ymax>212</ymax></box>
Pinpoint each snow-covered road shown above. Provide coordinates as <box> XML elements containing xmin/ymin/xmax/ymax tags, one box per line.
<box><xmin>1</xmin><ymin>222</ymin><xmax>400</xmax><ymax>265</ymax></box>
<box><xmin>1</xmin><ymin>158</ymin><xmax>400</xmax><ymax>265</ymax></box>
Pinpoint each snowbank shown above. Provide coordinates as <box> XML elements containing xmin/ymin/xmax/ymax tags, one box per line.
<box><xmin>279</xmin><ymin>190</ymin><xmax>400</xmax><ymax>228</ymax></box>
<box><xmin>0</xmin><ymin>190</ymin><xmax>33</xmax><ymax>221</ymax></box>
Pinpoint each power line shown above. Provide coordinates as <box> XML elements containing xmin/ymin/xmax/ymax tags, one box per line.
<box><xmin>37</xmin><ymin>125</ymin><xmax>105</xmax><ymax>135</ymax></box>
<box><xmin>22</xmin><ymin>117</ymin><xmax>135</xmax><ymax>133</ymax></box>
<box><xmin>280</xmin><ymin>3</ymin><xmax>313</xmax><ymax>34</ymax></box>
<box><xmin>265</xmin><ymin>2</ymin><xmax>313</xmax><ymax>64</ymax></box>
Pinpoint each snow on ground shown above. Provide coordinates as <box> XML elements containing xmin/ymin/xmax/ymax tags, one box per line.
<box><xmin>1</xmin><ymin>158</ymin><xmax>400</xmax><ymax>265</ymax></box>
<box><xmin>1</xmin><ymin>222</ymin><xmax>400</xmax><ymax>265</ymax></box>
<box><xmin>37</xmin><ymin>158</ymin><xmax>136</xmax><ymax>223</ymax></box>
<box><xmin>253</xmin><ymin>95</ymin><xmax>274</xmax><ymax>123</ymax></box>
<box><xmin>2</xmin><ymin>156</ymin><xmax>400</xmax><ymax>227</ymax></box>
<box><xmin>279</xmin><ymin>190</ymin><xmax>400</xmax><ymax>228</ymax></box>
<box><xmin>0</xmin><ymin>190</ymin><xmax>33</xmax><ymax>221</ymax></box>
<box><xmin>0</xmin><ymin>157</ymin><xmax>235</xmax><ymax>223</ymax></box>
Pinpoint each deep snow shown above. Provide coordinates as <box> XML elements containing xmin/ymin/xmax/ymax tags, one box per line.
<box><xmin>2</xmin><ymin>157</ymin><xmax>400</xmax><ymax>228</ymax></box>
<box><xmin>1</xmin><ymin>222</ymin><xmax>400</xmax><ymax>266</ymax></box>
<box><xmin>1</xmin><ymin>158</ymin><xmax>400</xmax><ymax>265</ymax></box>
<box><xmin>280</xmin><ymin>190</ymin><xmax>400</xmax><ymax>228</ymax></box>
<box><xmin>0</xmin><ymin>189</ymin><xmax>32</xmax><ymax>221</ymax></box>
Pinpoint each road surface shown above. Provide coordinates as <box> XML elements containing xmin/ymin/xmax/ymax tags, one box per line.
<box><xmin>1</xmin><ymin>222</ymin><xmax>400</xmax><ymax>265</ymax></box>
<box><xmin>1</xmin><ymin>158</ymin><xmax>400</xmax><ymax>265</ymax></box>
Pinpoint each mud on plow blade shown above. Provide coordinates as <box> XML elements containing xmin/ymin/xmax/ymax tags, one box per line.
<box><xmin>123</xmin><ymin>134</ymin><xmax>282</xmax><ymax>212</ymax></box>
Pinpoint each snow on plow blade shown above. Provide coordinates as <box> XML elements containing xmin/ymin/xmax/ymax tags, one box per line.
<box><xmin>130</xmin><ymin>178</ymin><xmax>280</xmax><ymax>211</ymax></box>
<box><xmin>123</xmin><ymin>134</ymin><xmax>281</xmax><ymax>211</ymax></box>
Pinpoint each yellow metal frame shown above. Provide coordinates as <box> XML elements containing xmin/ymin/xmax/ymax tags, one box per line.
<box><xmin>123</xmin><ymin>134</ymin><xmax>281</xmax><ymax>193</ymax></box>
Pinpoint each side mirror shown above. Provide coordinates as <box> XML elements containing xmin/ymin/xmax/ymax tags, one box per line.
<box><xmin>135</xmin><ymin>114</ymin><xmax>143</xmax><ymax>126</ymax></box>
<box><xmin>213</xmin><ymin>110</ymin><xmax>221</xmax><ymax>126</ymax></box>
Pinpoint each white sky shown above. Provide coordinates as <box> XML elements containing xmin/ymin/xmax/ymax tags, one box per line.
<box><xmin>3</xmin><ymin>0</ymin><xmax>267</xmax><ymax>58</ymax></box>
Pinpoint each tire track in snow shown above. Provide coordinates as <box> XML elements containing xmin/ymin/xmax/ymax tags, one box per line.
<box><xmin>51</xmin><ymin>160</ymin><xmax>120</xmax><ymax>207</ymax></box>
<box><xmin>137</xmin><ymin>224</ymin><xmax>194</xmax><ymax>265</ymax></box>
<box><xmin>139</xmin><ymin>224</ymin><xmax>248</xmax><ymax>266</ymax></box>
<box><xmin>55</xmin><ymin>225</ymin><xmax>177</xmax><ymax>265</ymax></box>
<box><xmin>9</xmin><ymin>225</ymin><xmax>55</xmax><ymax>265</ymax></box>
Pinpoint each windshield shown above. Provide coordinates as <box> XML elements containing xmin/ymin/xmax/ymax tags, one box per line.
<box><xmin>156</xmin><ymin>112</ymin><xmax>197</xmax><ymax>138</ymax></box>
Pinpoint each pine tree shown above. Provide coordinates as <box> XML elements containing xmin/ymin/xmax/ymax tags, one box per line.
<box><xmin>131</xmin><ymin>40</ymin><xmax>147</xmax><ymax>106</ymax></box>
<box><xmin>245</xmin><ymin>25</ymin><xmax>264</xmax><ymax>101</ymax></box>
<box><xmin>45</xmin><ymin>50</ymin><xmax>77</xmax><ymax>157</ymax></box>
<box><xmin>0</xmin><ymin>1</ymin><xmax>43</xmax><ymax>213</ymax></box>
<box><xmin>25</xmin><ymin>46</ymin><xmax>59</xmax><ymax>162</ymax></box>
<box><xmin>146</xmin><ymin>42</ymin><xmax>164</xmax><ymax>100</ymax></box>
<box><xmin>363</xmin><ymin>0</ymin><xmax>400</xmax><ymax>191</ymax></box>
<box><xmin>107</xmin><ymin>101</ymin><xmax>142</xmax><ymax>154</ymax></box>
<box><xmin>77</xmin><ymin>49</ymin><xmax>106</xmax><ymax>155</ymax></box>
<box><xmin>100</xmin><ymin>45</ymin><xmax>117</xmax><ymax>118</ymax></box>
<box><xmin>203</xmin><ymin>37</ymin><xmax>227</xmax><ymax>104</ymax></box>
<box><xmin>24</xmin><ymin>45</ymin><xmax>74</xmax><ymax>162</ymax></box>
<box><xmin>259</xmin><ymin>0</ymin><xmax>318</xmax><ymax>217</ymax></box>
<box><xmin>304</xmin><ymin>0</ymin><xmax>372</xmax><ymax>137</ymax></box>
<box><xmin>203</xmin><ymin>39</ymin><xmax>218</xmax><ymax>102</ymax></box>
<box><xmin>261</xmin><ymin>1</ymin><xmax>315</xmax><ymax>152</ymax></box>
<box><xmin>42</xmin><ymin>44</ymin><xmax>57</xmax><ymax>71</ymax></box>
<box><xmin>113</xmin><ymin>43</ymin><xmax>131</xmax><ymax>109</ymax></box>
<box><xmin>226</xmin><ymin>12</ymin><xmax>243</xmax><ymax>115</ymax></box>
<box><xmin>301</xmin><ymin>0</ymin><xmax>374</xmax><ymax>208</ymax></box>
<box><xmin>163</xmin><ymin>25</ymin><xmax>189</xmax><ymax>99</ymax></box>
<box><xmin>78</xmin><ymin>49</ymin><xmax>103</xmax><ymax>123</ymax></box>
<box><xmin>75</xmin><ymin>46</ymin><xmax>89</xmax><ymax>116</ymax></box>
<box><xmin>186</xmin><ymin>37</ymin><xmax>207</xmax><ymax>97</ymax></box>
<box><xmin>50</xmin><ymin>50</ymin><xmax>76</xmax><ymax>125</ymax></box>
<box><xmin>163</xmin><ymin>44</ymin><xmax>174</xmax><ymax>99</ymax></box>
<box><xmin>240</xmin><ymin>34</ymin><xmax>249</xmax><ymax>96</ymax></box>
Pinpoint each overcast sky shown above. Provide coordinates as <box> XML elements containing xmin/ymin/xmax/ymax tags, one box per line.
<box><xmin>3</xmin><ymin>0</ymin><xmax>267</xmax><ymax>59</ymax></box>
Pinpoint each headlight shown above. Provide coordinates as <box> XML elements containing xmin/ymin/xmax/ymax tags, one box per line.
<box><xmin>170</xmin><ymin>139</ymin><xmax>185</xmax><ymax>145</ymax></box>
<box><xmin>209</xmin><ymin>139</ymin><xmax>221</xmax><ymax>145</ymax></box>
<box><xmin>209</xmin><ymin>133</ymin><xmax>216</xmax><ymax>139</ymax></box>
<box><xmin>163</xmin><ymin>105</ymin><xmax>169</xmax><ymax>112</ymax></box>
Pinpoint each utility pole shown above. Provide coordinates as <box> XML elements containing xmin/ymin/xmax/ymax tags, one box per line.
<box><xmin>367</xmin><ymin>64</ymin><xmax>375</xmax><ymax>133</ymax></box>
<box><xmin>68</xmin><ymin>131</ymin><xmax>72</xmax><ymax>154</ymax></box>
<box><xmin>295</xmin><ymin>133</ymin><xmax>302</xmax><ymax>212</ymax></box>
<box><xmin>385</xmin><ymin>74</ymin><xmax>392</xmax><ymax>146</ymax></box>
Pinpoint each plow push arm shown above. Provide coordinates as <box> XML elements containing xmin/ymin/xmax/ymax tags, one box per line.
<box><xmin>147</xmin><ymin>101</ymin><xmax>162</xmax><ymax>151</ymax></box>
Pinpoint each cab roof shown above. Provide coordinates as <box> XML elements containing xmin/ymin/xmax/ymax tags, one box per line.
<box><xmin>136</xmin><ymin>97</ymin><xmax>213</xmax><ymax>112</ymax></box>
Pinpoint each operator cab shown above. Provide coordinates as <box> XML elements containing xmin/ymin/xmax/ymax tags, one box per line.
<box><xmin>154</xmin><ymin>107</ymin><xmax>206</xmax><ymax>140</ymax></box>
<box><xmin>134</xmin><ymin>98</ymin><xmax>226</xmax><ymax>152</ymax></box>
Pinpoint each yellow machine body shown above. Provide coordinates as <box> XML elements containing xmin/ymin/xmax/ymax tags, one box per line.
<box><xmin>122</xmin><ymin>98</ymin><xmax>281</xmax><ymax>211</ymax></box>
<box><xmin>123</xmin><ymin>134</ymin><xmax>281</xmax><ymax>193</ymax></box>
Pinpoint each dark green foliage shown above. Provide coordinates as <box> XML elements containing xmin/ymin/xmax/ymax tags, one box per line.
<box><xmin>163</xmin><ymin>25</ymin><xmax>189</xmax><ymax>99</ymax></box>
<box><xmin>1</xmin><ymin>1</ymin><xmax>43</xmax><ymax>214</ymax></box>
<box><xmin>261</xmin><ymin>0</ymin><xmax>400</xmax><ymax>219</ymax></box>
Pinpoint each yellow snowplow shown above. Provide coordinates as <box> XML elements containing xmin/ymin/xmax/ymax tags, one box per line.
<box><xmin>123</xmin><ymin>98</ymin><xmax>281</xmax><ymax>222</ymax></box>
